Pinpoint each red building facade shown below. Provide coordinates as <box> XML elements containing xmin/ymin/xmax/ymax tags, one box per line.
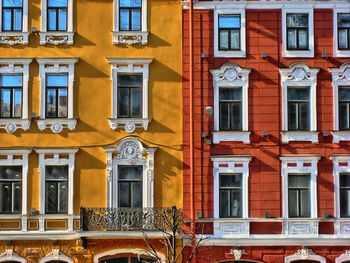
<box><xmin>183</xmin><ymin>1</ymin><xmax>350</xmax><ymax>262</ymax></box>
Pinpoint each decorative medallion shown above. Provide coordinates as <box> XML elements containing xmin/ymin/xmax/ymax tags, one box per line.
<box><xmin>5</xmin><ymin>123</ymin><xmax>17</xmax><ymax>134</ymax></box>
<box><xmin>124</xmin><ymin>122</ymin><xmax>136</xmax><ymax>133</ymax></box>
<box><xmin>51</xmin><ymin>123</ymin><xmax>63</xmax><ymax>133</ymax></box>
<box><xmin>292</xmin><ymin>67</ymin><xmax>307</xmax><ymax>80</ymax></box>
<box><xmin>223</xmin><ymin>68</ymin><xmax>238</xmax><ymax>81</ymax></box>
<box><xmin>120</xmin><ymin>141</ymin><xmax>140</xmax><ymax>160</ymax></box>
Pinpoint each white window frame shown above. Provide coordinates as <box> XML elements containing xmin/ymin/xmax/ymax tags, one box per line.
<box><xmin>334</xmin><ymin>8</ymin><xmax>350</xmax><ymax>58</ymax></box>
<box><xmin>113</xmin><ymin>0</ymin><xmax>148</xmax><ymax>45</ymax></box>
<box><xmin>336</xmin><ymin>251</ymin><xmax>350</xmax><ymax>263</ymax></box>
<box><xmin>0</xmin><ymin>0</ymin><xmax>29</xmax><ymax>45</ymax></box>
<box><xmin>285</xmin><ymin>248</ymin><xmax>325</xmax><ymax>263</ymax></box>
<box><xmin>210</xmin><ymin>62</ymin><xmax>251</xmax><ymax>144</ymax></box>
<box><xmin>0</xmin><ymin>58</ymin><xmax>32</xmax><ymax>133</ymax></box>
<box><xmin>330</xmin><ymin>62</ymin><xmax>350</xmax><ymax>143</ymax></box>
<box><xmin>282</xmin><ymin>7</ymin><xmax>314</xmax><ymax>58</ymax></box>
<box><xmin>104</xmin><ymin>137</ymin><xmax>156</xmax><ymax>209</ymax></box>
<box><xmin>280</xmin><ymin>63</ymin><xmax>319</xmax><ymax>143</ymax></box>
<box><xmin>0</xmin><ymin>249</ymin><xmax>26</xmax><ymax>263</ymax></box>
<box><xmin>36</xmin><ymin>148</ymin><xmax>78</xmax><ymax>217</ymax></box>
<box><xmin>107</xmin><ymin>58</ymin><xmax>152</xmax><ymax>133</ymax></box>
<box><xmin>214</xmin><ymin>8</ymin><xmax>246</xmax><ymax>58</ymax></box>
<box><xmin>211</xmin><ymin>155</ymin><xmax>252</xmax><ymax>237</ymax></box>
<box><xmin>39</xmin><ymin>0</ymin><xmax>74</xmax><ymax>45</ymax></box>
<box><xmin>36</xmin><ymin>58</ymin><xmax>78</xmax><ymax>133</ymax></box>
<box><xmin>93</xmin><ymin>249</ymin><xmax>166</xmax><ymax>263</ymax></box>
<box><xmin>39</xmin><ymin>249</ymin><xmax>73</xmax><ymax>263</ymax></box>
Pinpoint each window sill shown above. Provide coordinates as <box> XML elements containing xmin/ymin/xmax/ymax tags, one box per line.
<box><xmin>334</xmin><ymin>49</ymin><xmax>350</xmax><ymax>58</ymax></box>
<box><xmin>36</xmin><ymin>118</ymin><xmax>77</xmax><ymax>133</ymax></box>
<box><xmin>213</xmin><ymin>219</ymin><xmax>249</xmax><ymax>238</ymax></box>
<box><xmin>283</xmin><ymin>219</ymin><xmax>318</xmax><ymax>237</ymax></box>
<box><xmin>282</xmin><ymin>49</ymin><xmax>314</xmax><ymax>58</ymax></box>
<box><xmin>281</xmin><ymin>131</ymin><xmax>318</xmax><ymax>144</ymax></box>
<box><xmin>39</xmin><ymin>32</ymin><xmax>74</xmax><ymax>45</ymax></box>
<box><xmin>332</xmin><ymin>131</ymin><xmax>350</xmax><ymax>143</ymax></box>
<box><xmin>212</xmin><ymin>131</ymin><xmax>250</xmax><ymax>144</ymax></box>
<box><xmin>0</xmin><ymin>32</ymin><xmax>29</xmax><ymax>45</ymax></box>
<box><xmin>112</xmin><ymin>31</ymin><xmax>148</xmax><ymax>45</ymax></box>
<box><xmin>214</xmin><ymin>49</ymin><xmax>246</xmax><ymax>58</ymax></box>
<box><xmin>0</xmin><ymin>119</ymin><xmax>31</xmax><ymax>133</ymax></box>
<box><xmin>335</xmin><ymin>219</ymin><xmax>350</xmax><ymax>236</ymax></box>
<box><xmin>109</xmin><ymin>118</ymin><xmax>150</xmax><ymax>133</ymax></box>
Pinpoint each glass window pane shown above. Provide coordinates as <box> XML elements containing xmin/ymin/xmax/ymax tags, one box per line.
<box><xmin>58</xmin><ymin>88</ymin><xmax>68</xmax><ymax>118</ymax></box>
<box><xmin>219</xmin><ymin>103</ymin><xmax>229</xmax><ymax>130</ymax></box>
<box><xmin>219</xmin><ymin>15</ymin><xmax>240</xmax><ymax>28</ymax></box>
<box><xmin>2</xmin><ymin>9</ymin><xmax>12</xmax><ymax>31</ymax></box>
<box><xmin>119</xmin><ymin>166</ymin><xmax>142</xmax><ymax>180</ymax></box>
<box><xmin>0</xmin><ymin>182</ymin><xmax>10</xmax><ymax>213</ymax></box>
<box><xmin>131</xmin><ymin>9</ymin><xmax>141</xmax><ymax>31</ymax></box>
<box><xmin>298</xmin><ymin>29</ymin><xmax>308</xmax><ymax>49</ymax></box>
<box><xmin>58</xmin><ymin>182</ymin><xmax>67</xmax><ymax>213</ymax></box>
<box><xmin>230</xmin><ymin>30</ymin><xmax>240</xmax><ymax>50</ymax></box>
<box><xmin>1</xmin><ymin>75</ymin><xmax>22</xmax><ymax>87</ymax></box>
<box><xmin>339</xmin><ymin>87</ymin><xmax>350</xmax><ymax>101</ymax></box>
<box><xmin>12</xmin><ymin>182</ymin><xmax>21</xmax><ymax>213</ymax></box>
<box><xmin>231</xmin><ymin>190</ymin><xmax>242</xmax><ymax>217</ymax></box>
<box><xmin>119</xmin><ymin>182</ymin><xmax>130</xmax><ymax>207</ymax></box>
<box><xmin>341</xmin><ymin>173</ymin><xmax>350</xmax><ymax>187</ymax></box>
<box><xmin>288</xmin><ymin>189</ymin><xmax>298</xmax><ymax>217</ymax></box>
<box><xmin>220</xmin><ymin>174</ymin><xmax>242</xmax><ymax>188</ymax></box>
<box><xmin>46</xmin><ymin>182</ymin><xmax>58</xmax><ymax>212</ymax></box>
<box><xmin>0</xmin><ymin>166</ymin><xmax>22</xmax><ymax>180</ymax></box>
<box><xmin>340</xmin><ymin>189</ymin><xmax>350</xmax><ymax>217</ymax></box>
<box><xmin>288</xmin><ymin>87</ymin><xmax>309</xmax><ymax>101</ymax></box>
<box><xmin>299</xmin><ymin>102</ymin><xmax>310</xmax><ymax>130</ymax></box>
<box><xmin>289</xmin><ymin>174</ymin><xmax>310</xmax><ymax>187</ymax></box>
<box><xmin>48</xmin><ymin>0</ymin><xmax>68</xmax><ymax>7</ymax></box>
<box><xmin>1</xmin><ymin>89</ymin><xmax>11</xmax><ymax>118</ymax></box>
<box><xmin>287</xmin><ymin>14</ymin><xmax>308</xmax><ymax>27</ymax></box>
<box><xmin>46</xmin><ymin>166</ymin><xmax>68</xmax><ymax>180</ymax></box>
<box><xmin>220</xmin><ymin>88</ymin><xmax>242</xmax><ymax>101</ymax></box>
<box><xmin>3</xmin><ymin>0</ymin><xmax>22</xmax><ymax>7</ymax></box>
<box><xmin>219</xmin><ymin>30</ymin><xmax>229</xmax><ymax>49</ymax></box>
<box><xmin>300</xmin><ymin>189</ymin><xmax>310</xmax><ymax>217</ymax></box>
<box><xmin>338</xmin><ymin>13</ymin><xmax>350</xmax><ymax>27</ymax></box>
<box><xmin>339</xmin><ymin>103</ymin><xmax>350</xmax><ymax>130</ymax></box>
<box><xmin>117</xmin><ymin>88</ymin><xmax>129</xmax><ymax>117</ymax></box>
<box><xmin>47</xmin><ymin>74</ymin><xmax>68</xmax><ymax>87</ymax></box>
<box><xmin>339</xmin><ymin>29</ymin><xmax>348</xmax><ymax>49</ymax></box>
<box><xmin>131</xmin><ymin>182</ymin><xmax>142</xmax><ymax>208</ymax></box>
<box><xmin>120</xmin><ymin>9</ymin><xmax>130</xmax><ymax>31</ymax></box>
<box><xmin>230</xmin><ymin>102</ymin><xmax>242</xmax><ymax>130</ymax></box>
<box><xmin>46</xmin><ymin>89</ymin><xmax>57</xmax><ymax>117</ymax></box>
<box><xmin>118</xmin><ymin>74</ymin><xmax>142</xmax><ymax>86</ymax></box>
<box><xmin>58</xmin><ymin>9</ymin><xmax>67</xmax><ymax>31</ymax></box>
<box><xmin>13</xmin><ymin>89</ymin><xmax>22</xmax><ymax>118</ymax></box>
<box><xmin>13</xmin><ymin>9</ymin><xmax>22</xmax><ymax>31</ymax></box>
<box><xmin>120</xmin><ymin>0</ymin><xmax>141</xmax><ymax>7</ymax></box>
<box><xmin>48</xmin><ymin>9</ymin><xmax>57</xmax><ymax>31</ymax></box>
<box><xmin>287</xmin><ymin>30</ymin><xmax>297</xmax><ymax>49</ymax></box>
<box><xmin>130</xmin><ymin>88</ymin><xmax>141</xmax><ymax>117</ymax></box>
<box><xmin>220</xmin><ymin>190</ymin><xmax>230</xmax><ymax>217</ymax></box>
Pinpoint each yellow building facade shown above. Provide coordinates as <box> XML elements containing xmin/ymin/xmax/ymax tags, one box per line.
<box><xmin>0</xmin><ymin>0</ymin><xmax>182</xmax><ymax>262</ymax></box>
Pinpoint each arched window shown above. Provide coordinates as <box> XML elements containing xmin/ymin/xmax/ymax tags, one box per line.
<box><xmin>336</xmin><ymin>250</ymin><xmax>350</xmax><ymax>263</ymax></box>
<box><xmin>38</xmin><ymin>249</ymin><xmax>73</xmax><ymax>263</ymax></box>
<box><xmin>285</xmin><ymin>248</ymin><xmax>325</xmax><ymax>263</ymax></box>
<box><xmin>0</xmin><ymin>249</ymin><xmax>26</xmax><ymax>263</ymax></box>
<box><xmin>93</xmin><ymin>249</ymin><xmax>165</xmax><ymax>263</ymax></box>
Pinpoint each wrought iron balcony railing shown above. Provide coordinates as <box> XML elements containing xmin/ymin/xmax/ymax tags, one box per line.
<box><xmin>80</xmin><ymin>207</ymin><xmax>182</xmax><ymax>232</ymax></box>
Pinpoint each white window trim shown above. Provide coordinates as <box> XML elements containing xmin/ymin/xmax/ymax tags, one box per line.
<box><xmin>330</xmin><ymin>62</ymin><xmax>350</xmax><ymax>143</ymax></box>
<box><xmin>336</xmin><ymin>251</ymin><xmax>350</xmax><ymax>263</ymax></box>
<box><xmin>39</xmin><ymin>0</ymin><xmax>74</xmax><ymax>45</ymax></box>
<box><xmin>334</xmin><ymin>8</ymin><xmax>350</xmax><ymax>58</ymax></box>
<box><xmin>211</xmin><ymin>155</ymin><xmax>252</xmax><ymax>237</ymax></box>
<box><xmin>280</xmin><ymin>63</ymin><xmax>319</xmax><ymax>143</ymax></box>
<box><xmin>36</xmin><ymin>58</ymin><xmax>78</xmax><ymax>133</ymax></box>
<box><xmin>0</xmin><ymin>249</ymin><xmax>26</xmax><ymax>263</ymax></box>
<box><xmin>282</xmin><ymin>7</ymin><xmax>314</xmax><ymax>58</ymax></box>
<box><xmin>104</xmin><ymin>137</ymin><xmax>156</xmax><ymax>209</ymax></box>
<box><xmin>93</xmin><ymin>249</ymin><xmax>166</xmax><ymax>263</ymax></box>
<box><xmin>0</xmin><ymin>0</ymin><xmax>29</xmax><ymax>45</ymax></box>
<box><xmin>107</xmin><ymin>58</ymin><xmax>153</xmax><ymax>133</ymax></box>
<box><xmin>36</xmin><ymin>148</ymin><xmax>78</xmax><ymax>218</ymax></box>
<box><xmin>285</xmin><ymin>248</ymin><xmax>325</xmax><ymax>263</ymax></box>
<box><xmin>113</xmin><ymin>0</ymin><xmax>148</xmax><ymax>45</ymax></box>
<box><xmin>0</xmin><ymin>58</ymin><xmax>32</xmax><ymax>133</ymax></box>
<box><xmin>214</xmin><ymin>8</ymin><xmax>246</xmax><ymax>58</ymax></box>
<box><xmin>280</xmin><ymin>155</ymin><xmax>320</xmax><ymax>219</ymax></box>
<box><xmin>39</xmin><ymin>249</ymin><xmax>73</xmax><ymax>263</ymax></box>
<box><xmin>210</xmin><ymin>62</ymin><xmax>251</xmax><ymax>144</ymax></box>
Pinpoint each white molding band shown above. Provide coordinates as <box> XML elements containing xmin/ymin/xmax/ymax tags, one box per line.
<box><xmin>0</xmin><ymin>249</ymin><xmax>26</xmax><ymax>263</ymax></box>
<box><xmin>94</xmin><ymin>248</ymin><xmax>166</xmax><ymax>263</ymax></box>
<box><xmin>40</xmin><ymin>0</ymin><xmax>74</xmax><ymax>45</ymax></box>
<box><xmin>36</xmin><ymin>58</ymin><xmax>78</xmax><ymax>133</ymax></box>
<box><xmin>211</xmin><ymin>63</ymin><xmax>251</xmax><ymax>143</ymax></box>
<box><xmin>334</xmin><ymin>8</ymin><xmax>350</xmax><ymax>58</ymax></box>
<box><xmin>38</xmin><ymin>249</ymin><xmax>73</xmax><ymax>263</ymax></box>
<box><xmin>214</xmin><ymin>9</ymin><xmax>246</xmax><ymax>58</ymax></box>
<box><xmin>104</xmin><ymin>137</ymin><xmax>157</xmax><ymax>208</ymax></box>
<box><xmin>113</xmin><ymin>0</ymin><xmax>148</xmax><ymax>45</ymax></box>
<box><xmin>107</xmin><ymin>58</ymin><xmax>153</xmax><ymax>133</ymax></box>
<box><xmin>0</xmin><ymin>58</ymin><xmax>32</xmax><ymax>133</ymax></box>
<box><xmin>280</xmin><ymin>63</ymin><xmax>320</xmax><ymax>143</ymax></box>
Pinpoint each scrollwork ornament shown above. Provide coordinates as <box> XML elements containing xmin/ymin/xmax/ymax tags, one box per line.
<box><xmin>344</xmin><ymin>68</ymin><xmax>350</xmax><ymax>80</ymax></box>
<box><xmin>46</xmin><ymin>35</ymin><xmax>69</xmax><ymax>45</ymax></box>
<box><xmin>0</xmin><ymin>35</ymin><xmax>24</xmax><ymax>45</ymax></box>
<box><xmin>296</xmin><ymin>247</ymin><xmax>315</xmax><ymax>259</ymax></box>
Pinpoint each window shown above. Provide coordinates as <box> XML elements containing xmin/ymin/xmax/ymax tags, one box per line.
<box><xmin>340</xmin><ymin>173</ymin><xmax>350</xmax><ymax>217</ymax></box>
<box><xmin>94</xmin><ymin>249</ymin><xmax>166</xmax><ymax>263</ymax></box>
<box><xmin>38</xmin><ymin>249</ymin><xmax>73</xmax><ymax>263</ymax></box>
<box><xmin>334</xmin><ymin>9</ymin><xmax>350</xmax><ymax>57</ymax></box>
<box><xmin>105</xmin><ymin>137</ymin><xmax>156</xmax><ymax>209</ymax></box>
<box><xmin>280</xmin><ymin>63</ymin><xmax>319</xmax><ymax>143</ymax></box>
<box><xmin>214</xmin><ymin>9</ymin><xmax>246</xmax><ymax>57</ymax></box>
<box><xmin>285</xmin><ymin>248</ymin><xmax>326</xmax><ymax>263</ymax></box>
<box><xmin>40</xmin><ymin>0</ymin><xmax>73</xmax><ymax>45</ymax></box>
<box><xmin>0</xmin><ymin>249</ymin><xmax>27</xmax><ymax>263</ymax></box>
<box><xmin>107</xmin><ymin>58</ymin><xmax>152</xmax><ymax>133</ymax></box>
<box><xmin>100</xmin><ymin>255</ymin><xmax>157</xmax><ymax>263</ymax></box>
<box><xmin>287</xmin><ymin>87</ymin><xmax>310</xmax><ymax>131</ymax></box>
<box><xmin>211</xmin><ymin>63</ymin><xmax>251</xmax><ymax>144</ymax></box>
<box><xmin>118</xmin><ymin>166</ymin><xmax>142</xmax><ymax>208</ymax></box>
<box><xmin>113</xmin><ymin>0</ymin><xmax>148</xmax><ymax>45</ymax></box>
<box><xmin>47</xmin><ymin>0</ymin><xmax>67</xmax><ymax>31</ymax></box>
<box><xmin>2</xmin><ymin>0</ymin><xmax>22</xmax><ymax>32</ymax></box>
<box><xmin>330</xmin><ymin>62</ymin><xmax>350</xmax><ymax>142</ymax></box>
<box><xmin>117</xmin><ymin>74</ymin><xmax>142</xmax><ymax>119</ymax></box>
<box><xmin>45</xmin><ymin>165</ymin><xmax>68</xmax><ymax>214</ymax></box>
<box><xmin>36</xmin><ymin>58</ymin><xmax>78</xmax><ymax>133</ymax></box>
<box><xmin>219</xmin><ymin>174</ymin><xmax>242</xmax><ymax>218</ymax></box>
<box><xmin>219</xmin><ymin>87</ymin><xmax>242</xmax><ymax>131</ymax></box>
<box><xmin>0</xmin><ymin>166</ymin><xmax>22</xmax><ymax>214</ymax></box>
<box><xmin>0</xmin><ymin>74</ymin><xmax>22</xmax><ymax>118</ymax></box>
<box><xmin>288</xmin><ymin>174</ymin><xmax>311</xmax><ymax>218</ymax></box>
<box><xmin>282</xmin><ymin>8</ymin><xmax>314</xmax><ymax>57</ymax></box>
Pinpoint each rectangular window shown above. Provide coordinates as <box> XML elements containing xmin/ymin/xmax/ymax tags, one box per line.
<box><xmin>117</xmin><ymin>74</ymin><xmax>142</xmax><ymax>118</ymax></box>
<box><xmin>286</xmin><ymin>13</ymin><xmax>309</xmax><ymax>50</ymax></box>
<box><xmin>118</xmin><ymin>166</ymin><xmax>142</xmax><ymax>208</ymax></box>
<box><xmin>219</xmin><ymin>174</ymin><xmax>242</xmax><ymax>218</ymax></box>
<box><xmin>288</xmin><ymin>174</ymin><xmax>311</xmax><ymax>218</ymax></box>
<box><xmin>288</xmin><ymin>87</ymin><xmax>310</xmax><ymax>131</ymax></box>
<box><xmin>47</xmin><ymin>0</ymin><xmax>68</xmax><ymax>31</ymax></box>
<box><xmin>340</xmin><ymin>173</ymin><xmax>350</xmax><ymax>217</ymax></box>
<box><xmin>45</xmin><ymin>165</ymin><xmax>68</xmax><ymax>214</ymax></box>
<box><xmin>2</xmin><ymin>0</ymin><xmax>22</xmax><ymax>32</ymax></box>
<box><xmin>119</xmin><ymin>0</ymin><xmax>141</xmax><ymax>31</ymax></box>
<box><xmin>0</xmin><ymin>74</ymin><xmax>22</xmax><ymax>118</ymax></box>
<box><xmin>218</xmin><ymin>14</ymin><xmax>240</xmax><ymax>51</ymax></box>
<box><xmin>45</xmin><ymin>74</ymin><xmax>68</xmax><ymax>118</ymax></box>
<box><xmin>0</xmin><ymin>166</ymin><xmax>22</xmax><ymax>214</ymax></box>
<box><xmin>219</xmin><ymin>87</ymin><xmax>242</xmax><ymax>131</ymax></box>
<box><xmin>339</xmin><ymin>86</ymin><xmax>350</xmax><ymax>130</ymax></box>
<box><xmin>338</xmin><ymin>13</ymin><xmax>350</xmax><ymax>50</ymax></box>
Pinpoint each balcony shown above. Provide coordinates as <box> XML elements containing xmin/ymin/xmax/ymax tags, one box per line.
<box><xmin>80</xmin><ymin>207</ymin><xmax>182</xmax><ymax>232</ymax></box>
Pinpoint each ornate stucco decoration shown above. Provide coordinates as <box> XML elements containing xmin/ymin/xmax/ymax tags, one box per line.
<box><xmin>228</xmin><ymin>247</ymin><xmax>247</xmax><ymax>260</ymax></box>
<box><xmin>330</xmin><ymin>62</ymin><xmax>350</xmax><ymax>82</ymax></box>
<box><xmin>0</xmin><ymin>249</ymin><xmax>27</xmax><ymax>262</ymax></box>
<box><xmin>280</xmin><ymin>63</ymin><xmax>318</xmax><ymax>83</ymax></box>
<box><xmin>296</xmin><ymin>247</ymin><xmax>316</xmax><ymax>259</ymax></box>
<box><xmin>39</xmin><ymin>33</ymin><xmax>74</xmax><ymax>45</ymax></box>
<box><xmin>37</xmin><ymin>119</ymin><xmax>77</xmax><ymax>134</ymax></box>
<box><xmin>112</xmin><ymin>32</ymin><xmax>148</xmax><ymax>45</ymax></box>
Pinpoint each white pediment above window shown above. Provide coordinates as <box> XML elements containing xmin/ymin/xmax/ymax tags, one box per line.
<box><xmin>280</xmin><ymin>63</ymin><xmax>319</xmax><ymax>83</ymax></box>
<box><xmin>211</xmin><ymin>63</ymin><xmax>251</xmax><ymax>84</ymax></box>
